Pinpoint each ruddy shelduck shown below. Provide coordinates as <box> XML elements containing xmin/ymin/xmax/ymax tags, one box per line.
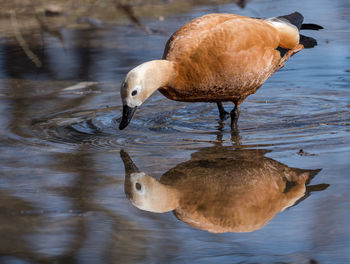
<box><xmin>120</xmin><ymin>148</ymin><xmax>325</xmax><ymax>233</ymax></box>
<box><xmin>119</xmin><ymin>12</ymin><xmax>322</xmax><ymax>130</ymax></box>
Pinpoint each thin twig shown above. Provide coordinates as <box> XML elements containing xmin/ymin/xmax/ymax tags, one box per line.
<box><xmin>116</xmin><ymin>3</ymin><xmax>152</xmax><ymax>34</ymax></box>
<box><xmin>10</xmin><ymin>11</ymin><xmax>42</xmax><ymax>68</ymax></box>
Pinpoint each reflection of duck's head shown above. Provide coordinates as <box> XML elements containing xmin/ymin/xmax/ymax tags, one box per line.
<box><xmin>121</xmin><ymin>148</ymin><xmax>327</xmax><ymax>233</ymax></box>
<box><xmin>126</xmin><ymin>172</ymin><xmax>179</xmax><ymax>213</ymax></box>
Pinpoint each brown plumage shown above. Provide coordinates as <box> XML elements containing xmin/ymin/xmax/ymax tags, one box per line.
<box><xmin>119</xmin><ymin>12</ymin><xmax>322</xmax><ymax>130</ymax></box>
<box><xmin>161</xmin><ymin>14</ymin><xmax>294</xmax><ymax>103</ymax></box>
<box><xmin>121</xmin><ymin>148</ymin><xmax>325</xmax><ymax>233</ymax></box>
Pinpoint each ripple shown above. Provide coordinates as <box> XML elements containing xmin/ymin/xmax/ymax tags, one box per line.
<box><xmin>30</xmin><ymin>106</ymin><xmax>210</xmax><ymax>150</ymax></box>
<box><xmin>26</xmin><ymin>99</ymin><xmax>350</xmax><ymax>153</ymax></box>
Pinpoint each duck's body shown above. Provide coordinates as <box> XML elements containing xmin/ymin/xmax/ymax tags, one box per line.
<box><xmin>160</xmin><ymin>14</ymin><xmax>298</xmax><ymax>103</ymax></box>
<box><xmin>119</xmin><ymin>12</ymin><xmax>322</xmax><ymax>130</ymax></box>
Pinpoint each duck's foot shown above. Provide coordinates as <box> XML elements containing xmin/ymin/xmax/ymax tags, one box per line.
<box><xmin>216</xmin><ymin>102</ymin><xmax>229</xmax><ymax>121</ymax></box>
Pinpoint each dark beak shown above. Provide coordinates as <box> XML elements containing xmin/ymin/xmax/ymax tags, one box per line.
<box><xmin>119</xmin><ymin>105</ymin><xmax>137</xmax><ymax>130</ymax></box>
<box><xmin>120</xmin><ymin>149</ymin><xmax>140</xmax><ymax>199</ymax></box>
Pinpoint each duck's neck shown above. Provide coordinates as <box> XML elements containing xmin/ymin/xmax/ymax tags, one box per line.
<box><xmin>147</xmin><ymin>180</ymin><xmax>180</xmax><ymax>213</ymax></box>
<box><xmin>139</xmin><ymin>60</ymin><xmax>177</xmax><ymax>98</ymax></box>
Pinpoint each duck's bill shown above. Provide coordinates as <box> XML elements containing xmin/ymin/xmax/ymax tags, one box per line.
<box><xmin>119</xmin><ymin>105</ymin><xmax>137</xmax><ymax>130</ymax></box>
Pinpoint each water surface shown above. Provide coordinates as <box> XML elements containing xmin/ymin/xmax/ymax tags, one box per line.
<box><xmin>0</xmin><ymin>0</ymin><xmax>349</xmax><ymax>263</ymax></box>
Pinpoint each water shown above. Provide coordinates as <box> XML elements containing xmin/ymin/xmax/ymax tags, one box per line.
<box><xmin>0</xmin><ymin>0</ymin><xmax>349</xmax><ymax>263</ymax></box>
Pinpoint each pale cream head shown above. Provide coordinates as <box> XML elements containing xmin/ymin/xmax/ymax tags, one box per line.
<box><xmin>120</xmin><ymin>60</ymin><xmax>175</xmax><ymax>108</ymax></box>
<box><xmin>119</xmin><ymin>60</ymin><xmax>176</xmax><ymax>130</ymax></box>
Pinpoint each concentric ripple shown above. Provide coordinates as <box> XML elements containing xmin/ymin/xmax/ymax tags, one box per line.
<box><xmin>29</xmin><ymin>105</ymin><xmax>220</xmax><ymax>150</ymax></box>
<box><xmin>26</xmin><ymin>95</ymin><xmax>350</xmax><ymax>152</ymax></box>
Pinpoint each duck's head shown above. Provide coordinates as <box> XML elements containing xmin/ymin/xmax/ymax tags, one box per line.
<box><xmin>125</xmin><ymin>172</ymin><xmax>179</xmax><ymax>213</ymax></box>
<box><xmin>119</xmin><ymin>60</ymin><xmax>176</xmax><ymax>130</ymax></box>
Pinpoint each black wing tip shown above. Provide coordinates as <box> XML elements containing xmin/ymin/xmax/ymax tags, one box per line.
<box><xmin>301</xmin><ymin>23</ymin><xmax>324</xmax><ymax>30</ymax></box>
<box><xmin>300</xmin><ymin>34</ymin><xmax>318</xmax><ymax>48</ymax></box>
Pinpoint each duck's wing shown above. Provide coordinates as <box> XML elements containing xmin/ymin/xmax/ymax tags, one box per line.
<box><xmin>163</xmin><ymin>13</ymin><xmax>302</xmax><ymax>61</ymax></box>
<box><xmin>162</xmin><ymin>13</ymin><xmax>245</xmax><ymax>60</ymax></box>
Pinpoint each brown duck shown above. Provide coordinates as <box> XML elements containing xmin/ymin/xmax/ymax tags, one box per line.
<box><xmin>121</xmin><ymin>148</ymin><xmax>327</xmax><ymax>233</ymax></box>
<box><xmin>119</xmin><ymin>12</ymin><xmax>322</xmax><ymax>130</ymax></box>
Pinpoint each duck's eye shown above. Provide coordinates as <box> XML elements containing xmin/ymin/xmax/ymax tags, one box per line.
<box><xmin>131</xmin><ymin>90</ymin><xmax>138</xmax><ymax>96</ymax></box>
<box><xmin>135</xmin><ymin>182</ymin><xmax>142</xmax><ymax>191</ymax></box>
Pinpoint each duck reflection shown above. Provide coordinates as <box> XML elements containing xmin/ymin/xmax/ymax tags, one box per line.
<box><xmin>121</xmin><ymin>147</ymin><xmax>328</xmax><ymax>233</ymax></box>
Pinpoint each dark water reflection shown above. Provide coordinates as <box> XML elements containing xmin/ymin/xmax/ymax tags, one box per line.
<box><xmin>0</xmin><ymin>0</ymin><xmax>350</xmax><ymax>263</ymax></box>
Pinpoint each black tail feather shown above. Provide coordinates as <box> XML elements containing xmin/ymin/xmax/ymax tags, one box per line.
<box><xmin>272</xmin><ymin>12</ymin><xmax>322</xmax><ymax>50</ymax></box>
<box><xmin>277</xmin><ymin>12</ymin><xmax>323</xmax><ymax>32</ymax></box>
<box><xmin>277</xmin><ymin>11</ymin><xmax>304</xmax><ymax>30</ymax></box>
<box><xmin>300</xmin><ymin>34</ymin><xmax>318</xmax><ymax>48</ymax></box>
<box><xmin>301</xmin><ymin>23</ymin><xmax>323</xmax><ymax>30</ymax></box>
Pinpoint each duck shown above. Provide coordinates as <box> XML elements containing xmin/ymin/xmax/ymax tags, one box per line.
<box><xmin>119</xmin><ymin>12</ymin><xmax>322</xmax><ymax>130</ymax></box>
<box><xmin>120</xmin><ymin>148</ymin><xmax>327</xmax><ymax>233</ymax></box>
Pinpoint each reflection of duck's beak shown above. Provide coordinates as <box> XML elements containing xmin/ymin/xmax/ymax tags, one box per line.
<box><xmin>120</xmin><ymin>150</ymin><xmax>139</xmax><ymax>175</ymax></box>
<box><xmin>120</xmin><ymin>150</ymin><xmax>140</xmax><ymax>199</ymax></box>
<box><xmin>119</xmin><ymin>105</ymin><xmax>137</xmax><ymax>130</ymax></box>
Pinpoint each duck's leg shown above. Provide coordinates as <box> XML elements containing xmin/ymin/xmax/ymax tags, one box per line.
<box><xmin>217</xmin><ymin>102</ymin><xmax>229</xmax><ymax>120</ymax></box>
<box><xmin>230</xmin><ymin>104</ymin><xmax>240</xmax><ymax>130</ymax></box>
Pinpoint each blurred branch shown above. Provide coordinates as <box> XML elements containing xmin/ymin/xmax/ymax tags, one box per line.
<box><xmin>35</xmin><ymin>14</ymin><xmax>65</xmax><ymax>47</ymax></box>
<box><xmin>116</xmin><ymin>2</ymin><xmax>152</xmax><ymax>34</ymax></box>
<box><xmin>10</xmin><ymin>11</ymin><xmax>42</xmax><ymax>68</ymax></box>
<box><xmin>116</xmin><ymin>2</ymin><xmax>143</xmax><ymax>28</ymax></box>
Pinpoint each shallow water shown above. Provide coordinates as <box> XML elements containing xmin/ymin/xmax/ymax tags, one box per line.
<box><xmin>0</xmin><ymin>0</ymin><xmax>350</xmax><ymax>263</ymax></box>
